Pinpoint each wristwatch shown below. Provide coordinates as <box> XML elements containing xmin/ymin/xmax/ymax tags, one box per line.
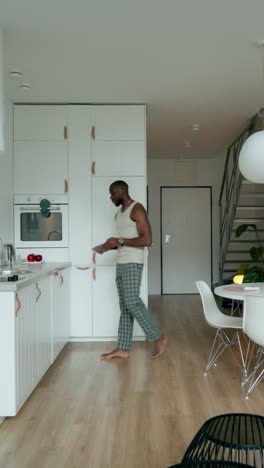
<box><xmin>118</xmin><ymin>238</ymin><xmax>125</xmax><ymax>247</ymax></box>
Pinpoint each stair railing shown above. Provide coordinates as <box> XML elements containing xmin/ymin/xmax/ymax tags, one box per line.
<box><xmin>218</xmin><ymin>112</ymin><xmax>259</xmax><ymax>284</ymax></box>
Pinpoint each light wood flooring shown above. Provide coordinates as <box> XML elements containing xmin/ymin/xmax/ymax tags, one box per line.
<box><xmin>0</xmin><ymin>294</ymin><xmax>264</xmax><ymax>468</ymax></box>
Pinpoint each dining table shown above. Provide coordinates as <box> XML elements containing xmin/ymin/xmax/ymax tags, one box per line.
<box><xmin>214</xmin><ymin>282</ymin><xmax>264</xmax><ymax>302</ymax></box>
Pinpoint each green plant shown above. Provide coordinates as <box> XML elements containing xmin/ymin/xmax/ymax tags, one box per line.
<box><xmin>235</xmin><ymin>223</ymin><xmax>264</xmax><ymax>282</ymax></box>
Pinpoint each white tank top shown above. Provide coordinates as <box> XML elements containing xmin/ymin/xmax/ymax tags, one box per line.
<box><xmin>115</xmin><ymin>201</ymin><xmax>145</xmax><ymax>264</ymax></box>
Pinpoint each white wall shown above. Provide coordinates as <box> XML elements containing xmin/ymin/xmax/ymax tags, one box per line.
<box><xmin>0</xmin><ymin>28</ymin><xmax>13</xmax><ymax>245</ymax></box>
<box><xmin>147</xmin><ymin>155</ymin><xmax>225</xmax><ymax>294</ymax></box>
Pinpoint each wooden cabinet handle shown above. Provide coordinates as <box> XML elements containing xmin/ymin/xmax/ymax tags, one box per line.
<box><xmin>35</xmin><ymin>282</ymin><xmax>41</xmax><ymax>303</ymax></box>
<box><xmin>91</xmin><ymin>161</ymin><xmax>95</xmax><ymax>175</ymax></box>
<box><xmin>92</xmin><ymin>267</ymin><xmax>96</xmax><ymax>281</ymax></box>
<box><xmin>92</xmin><ymin>251</ymin><xmax>96</xmax><ymax>264</ymax></box>
<box><xmin>60</xmin><ymin>272</ymin><xmax>64</xmax><ymax>287</ymax></box>
<box><xmin>91</xmin><ymin>126</ymin><xmax>95</xmax><ymax>140</ymax></box>
<box><xmin>15</xmin><ymin>293</ymin><xmax>21</xmax><ymax>316</ymax></box>
<box><xmin>64</xmin><ymin>126</ymin><xmax>68</xmax><ymax>139</ymax></box>
<box><xmin>64</xmin><ymin>179</ymin><xmax>69</xmax><ymax>193</ymax></box>
<box><xmin>77</xmin><ymin>266</ymin><xmax>90</xmax><ymax>270</ymax></box>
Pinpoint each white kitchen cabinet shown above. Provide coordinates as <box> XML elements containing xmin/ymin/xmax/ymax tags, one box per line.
<box><xmin>92</xmin><ymin>141</ymin><xmax>146</xmax><ymax>176</ymax></box>
<box><xmin>14</xmin><ymin>105</ymin><xmax>67</xmax><ymax>141</ymax></box>
<box><xmin>68</xmin><ymin>106</ymin><xmax>92</xmax><ymax>265</ymax></box>
<box><xmin>52</xmin><ymin>267</ymin><xmax>70</xmax><ymax>361</ymax></box>
<box><xmin>14</xmin><ymin>141</ymin><xmax>68</xmax><ymax>195</ymax></box>
<box><xmin>91</xmin><ymin>105</ymin><xmax>146</xmax><ymax>176</ymax></box>
<box><xmin>92</xmin><ymin>176</ymin><xmax>147</xmax><ymax>266</ymax></box>
<box><xmin>93</xmin><ymin>105</ymin><xmax>145</xmax><ymax>140</ymax></box>
<box><xmin>70</xmin><ymin>266</ymin><xmax>92</xmax><ymax>338</ymax></box>
<box><xmin>15</xmin><ymin>285</ymin><xmax>38</xmax><ymax>412</ymax></box>
<box><xmin>36</xmin><ymin>277</ymin><xmax>52</xmax><ymax>380</ymax></box>
<box><xmin>92</xmin><ymin>266</ymin><xmax>144</xmax><ymax>338</ymax></box>
<box><xmin>92</xmin><ymin>266</ymin><xmax>120</xmax><ymax>337</ymax></box>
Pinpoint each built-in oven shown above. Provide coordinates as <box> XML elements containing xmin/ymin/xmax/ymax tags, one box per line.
<box><xmin>14</xmin><ymin>195</ymin><xmax>68</xmax><ymax>248</ymax></box>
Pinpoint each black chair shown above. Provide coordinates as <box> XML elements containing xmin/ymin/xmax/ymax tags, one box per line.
<box><xmin>168</xmin><ymin>462</ymin><xmax>253</xmax><ymax>468</ymax></box>
<box><xmin>182</xmin><ymin>414</ymin><xmax>264</xmax><ymax>467</ymax></box>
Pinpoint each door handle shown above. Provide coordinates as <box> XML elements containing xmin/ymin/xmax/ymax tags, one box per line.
<box><xmin>165</xmin><ymin>234</ymin><xmax>173</xmax><ymax>244</ymax></box>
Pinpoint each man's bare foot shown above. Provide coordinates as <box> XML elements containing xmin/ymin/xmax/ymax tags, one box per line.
<box><xmin>151</xmin><ymin>335</ymin><xmax>168</xmax><ymax>359</ymax></box>
<box><xmin>100</xmin><ymin>348</ymin><xmax>129</xmax><ymax>360</ymax></box>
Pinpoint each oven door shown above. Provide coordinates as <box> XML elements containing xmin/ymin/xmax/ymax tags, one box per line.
<box><xmin>14</xmin><ymin>204</ymin><xmax>68</xmax><ymax>248</ymax></box>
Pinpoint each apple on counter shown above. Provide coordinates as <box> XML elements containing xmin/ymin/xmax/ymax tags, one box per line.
<box><xmin>27</xmin><ymin>253</ymin><xmax>35</xmax><ymax>262</ymax></box>
<box><xmin>26</xmin><ymin>254</ymin><xmax>43</xmax><ymax>262</ymax></box>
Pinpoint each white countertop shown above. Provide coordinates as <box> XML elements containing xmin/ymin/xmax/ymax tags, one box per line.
<box><xmin>0</xmin><ymin>262</ymin><xmax>71</xmax><ymax>292</ymax></box>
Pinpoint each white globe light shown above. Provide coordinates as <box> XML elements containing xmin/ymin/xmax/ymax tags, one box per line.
<box><xmin>239</xmin><ymin>130</ymin><xmax>264</xmax><ymax>183</ymax></box>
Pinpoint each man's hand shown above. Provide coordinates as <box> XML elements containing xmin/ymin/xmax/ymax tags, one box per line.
<box><xmin>97</xmin><ymin>237</ymin><xmax>119</xmax><ymax>254</ymax></box>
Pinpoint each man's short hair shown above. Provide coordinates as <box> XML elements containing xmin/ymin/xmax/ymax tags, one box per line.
<box><xmin>110</xmin><ymin>180</ymin><xmax>129</xmax><ymax>192</ymax></box>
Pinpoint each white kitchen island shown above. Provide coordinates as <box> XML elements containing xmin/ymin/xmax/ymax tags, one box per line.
<box><xmin>0</xmin><ymin>262</ymin><xmax>71</xmax><ymax>417</ymax></box>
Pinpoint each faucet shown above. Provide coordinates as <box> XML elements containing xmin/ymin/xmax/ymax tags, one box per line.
<box><xmin>1</xmin><ymin>243</ymin><xmax>16</xmax><ymax>269</ymax></box>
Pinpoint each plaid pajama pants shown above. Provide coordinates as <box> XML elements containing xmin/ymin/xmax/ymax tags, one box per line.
<box><xmin>116</xmin><ymin>263</ymin><xmax>161</xmax><ymax>350</ymax></box>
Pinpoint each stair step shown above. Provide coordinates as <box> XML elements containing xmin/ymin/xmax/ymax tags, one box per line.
<box><xmin>240</xmin><ymin>192</ymin><xmax>264</xmax><ymax>197</ymax></box>
<box><xmin>233</xmin><ymin>218</ymin><xmax>264</xmax><ymax>223</ymax></box>
<box><xmin>227</xmin><ymin>250</ymin><xmax>250</xmax><ymax>254</ymax></box>
<box><xmin>236</xmin><ymin>206</ymin><xmax>264</xmax><ymax>210</ymax></box>
<box><xmin>229</xmin><ymin>240</ymin><xmax>259</xmax><ymax>243</ymax></box>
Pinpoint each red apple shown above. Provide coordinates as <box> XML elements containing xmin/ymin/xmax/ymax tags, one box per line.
<box><xmin>27</xmin><ymin>253</ymin><xmax>35</xmax><ymax>262</ymax></box>
<box><xmin>35</xmin><ymin>254</ymin><xmax>43</xmax><ymax>262</ymax></box>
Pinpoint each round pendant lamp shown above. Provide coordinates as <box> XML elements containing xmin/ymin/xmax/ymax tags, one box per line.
<box><xmin>239</xmin><ymin>130</ymin><xmax>264</xmax><ymax>183</ymax></box>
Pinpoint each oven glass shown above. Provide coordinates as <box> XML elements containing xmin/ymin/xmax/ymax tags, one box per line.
<box><xmin>20</xmin><ymin>212</ymin><xmax>63</xmax><ymax>241</ymax></box>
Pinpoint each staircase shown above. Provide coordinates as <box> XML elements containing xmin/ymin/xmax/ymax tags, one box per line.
<box><xmin>218</xmin><ymin>109</ymin><xmax>264</xmax><ymax>284</ymax></box>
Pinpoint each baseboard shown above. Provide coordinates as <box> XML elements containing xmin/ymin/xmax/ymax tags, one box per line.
<box><xmin>70</xmin><ymin>337</ymin><xmax>146</xmax><ymax>342</ymax></box>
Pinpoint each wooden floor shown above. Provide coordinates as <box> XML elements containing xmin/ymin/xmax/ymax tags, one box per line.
<box><xmin>0</xmin><ymin>294</ymin><xmax>264</xmax><ymax>468</ymax></box>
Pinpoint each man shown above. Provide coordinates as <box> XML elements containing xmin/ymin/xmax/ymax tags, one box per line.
<box><xmin>97</xmin><ymin>180</ymin><xmax>168</xmax><ymax>360</ymax></box>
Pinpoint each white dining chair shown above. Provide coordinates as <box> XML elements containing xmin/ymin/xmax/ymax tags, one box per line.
<box><xmin>242</xmin><ymin>295</ymin><xmax>264</xmax><ymax>399</ymax></box>
<box><xmin>196</xmin><ymin>281</ymin><xmax>246</xmax><ymax>376</ymax></box>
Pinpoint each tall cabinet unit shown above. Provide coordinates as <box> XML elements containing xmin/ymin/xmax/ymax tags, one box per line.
<box><xmin>14</xmin><ymin>104</ymin><xmax>147</xmax><ymax>341</ymax></box>
<box><xmin>90</xmin><ymin>105</ymin><xmax>146</xmax><ymax>339</ymax></box>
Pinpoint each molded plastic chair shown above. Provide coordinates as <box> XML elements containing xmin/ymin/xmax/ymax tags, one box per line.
<box><xmin>167</xmin><ymin>461</ymin><xmax>253</xmax><ymax>468</ymax></box>
<box><xmin>242</xmin><ymin>295</ymin><xmax>264</xmax><ymax>399</ymax></box>
<box><xmin>196</xmin><ymin>281</ymin><xmax>245</xmax><ymax>376</ymax></box>
<box><xmin>182</xmin><ymin>413</ymin><xmax>264</xmax><ymax>467</ymax></box>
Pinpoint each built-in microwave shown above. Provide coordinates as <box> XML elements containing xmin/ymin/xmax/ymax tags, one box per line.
<box><xmin>14</xmin><ymin>195</ymin><xmax>68</xmax><ymax>248</ymax></box>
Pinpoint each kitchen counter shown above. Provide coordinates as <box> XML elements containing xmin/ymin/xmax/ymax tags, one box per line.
<box><xmin>0</xmin><ymin>262</ymin><xmax>71</xmax><ymax>292</ymax></box>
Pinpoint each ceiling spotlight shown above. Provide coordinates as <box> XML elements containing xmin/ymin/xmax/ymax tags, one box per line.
<box><xmin>192</xmin><ymin>123</ymin><xmax>200</xmax><ymax>131</ymax></box>
<box><xmin>255</xmin><ymin>40</ymin><xmax>264</xmax><ymax>47</ymax></box>
<box><xmin>9</xmin><ymin>69</ymin><xmax>22</xmax><ymax>78</ymax></box>
<box><xmin>184</xmin><ymin>141</ymin><xmax>192</xmax><ymax>148</ymax></box>
<box><xmin>20</xmin><ymin>83</ymin><xmax>31</xmax><ymax>90</ymax></box>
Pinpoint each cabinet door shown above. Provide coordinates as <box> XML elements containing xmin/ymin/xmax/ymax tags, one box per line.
<box><xmin>92</xmin><ymin>176</ymin><xmax>147</xmax><ymax>266</ymax></box>
<box><xmin>70</xmin><ymin>266</ymin><xmax>92</xmax><ymax>337</ymax></box>
<box><xmin>14</xmin><ymin>105</ymin><xmax>67</xmax><ymax>141</ymax></box>
<box><xmin>52</xmin><ymin>268</ymin><xmax>70</xmax><ymax>361</ymax></box>
<box><xmin>92</xmin><ymin>266</ymin><xmax>120</xmax><ymax>337</ymax></box>
<box><xmin>35</xmin><ymin>277</ymin><xmax>52</xmax><ymax>380</ymax></box>
<box><xmin>92</xmin><ymin>141</ymin><xmax>146</xmax><ymax>176</ymax></box>
<box><xmin>14</xmin><ymin>141</ymin><xmax>68</xmax><ymax>195</ymax></box>
<box><xmin>94</xmin><ymin>105</ymin><xmax>145</xmax><ymax>140</ymax></box>
<box><xmin>68</xmin><ymin>106</ymin><xmax>92</xmax><ymax>264</ymax></box>
<box><xmin>16</xmin><ymin>285</ymin><xmax>38</xmax><ymax>412</ymax></box>
<box><xmin>92</xmin><ymin>266</ymin><xmax>145</xmax><ymax>338</ymax></box>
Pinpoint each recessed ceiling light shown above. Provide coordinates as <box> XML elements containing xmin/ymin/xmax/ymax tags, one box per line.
<box><xmin>20</xmin><ymin>83</ymin><xmax>31</xmax><ymax>90</ymax></box>
<box><xmin>9</xmin><ymin>69</ymin><xmax>22</xmax><ymax>78</ymax></box>
<box><xmin>255</xmin><ymin>40</ymin><xmax>264</xmax><ymax>47</ymax></box>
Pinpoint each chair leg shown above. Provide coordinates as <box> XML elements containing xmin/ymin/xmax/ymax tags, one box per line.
<box><xmin>244</xmin><ymin>346</ymin><xmax>264</xmax><ymax>399</ymax></box>
<box><xmin>204</xmin><ymin>329</ymin><xmax>247</xmax><ymax>376</ymax></box>
<box><xmin>204</xmin><ymin>329</ymin><xmax>230</xmax><ymax>375</ymax></box>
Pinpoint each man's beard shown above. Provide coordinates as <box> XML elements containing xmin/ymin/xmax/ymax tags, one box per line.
<box><xmin>115</xmin><ymin>198</ymin><xmax>122</xmax><ymax>207</ymax></box>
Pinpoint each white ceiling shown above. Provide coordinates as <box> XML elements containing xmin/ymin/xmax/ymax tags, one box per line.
<box><xmin>1</xmin><ymin>0</ymin><xmax>264</xmax><ymax>158</ymax></box>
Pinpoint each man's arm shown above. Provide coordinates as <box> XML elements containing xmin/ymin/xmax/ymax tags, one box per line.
<box><xmin>99</xmin><ymin>203</ymin><xmax>152</xmax><ymax>252</ymax></box>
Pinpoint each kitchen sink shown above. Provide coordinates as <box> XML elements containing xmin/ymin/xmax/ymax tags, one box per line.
<box><xmin>0</xmin><ymin>269</ymin><xmax>32</xmax><ymax>277</ymax></box>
